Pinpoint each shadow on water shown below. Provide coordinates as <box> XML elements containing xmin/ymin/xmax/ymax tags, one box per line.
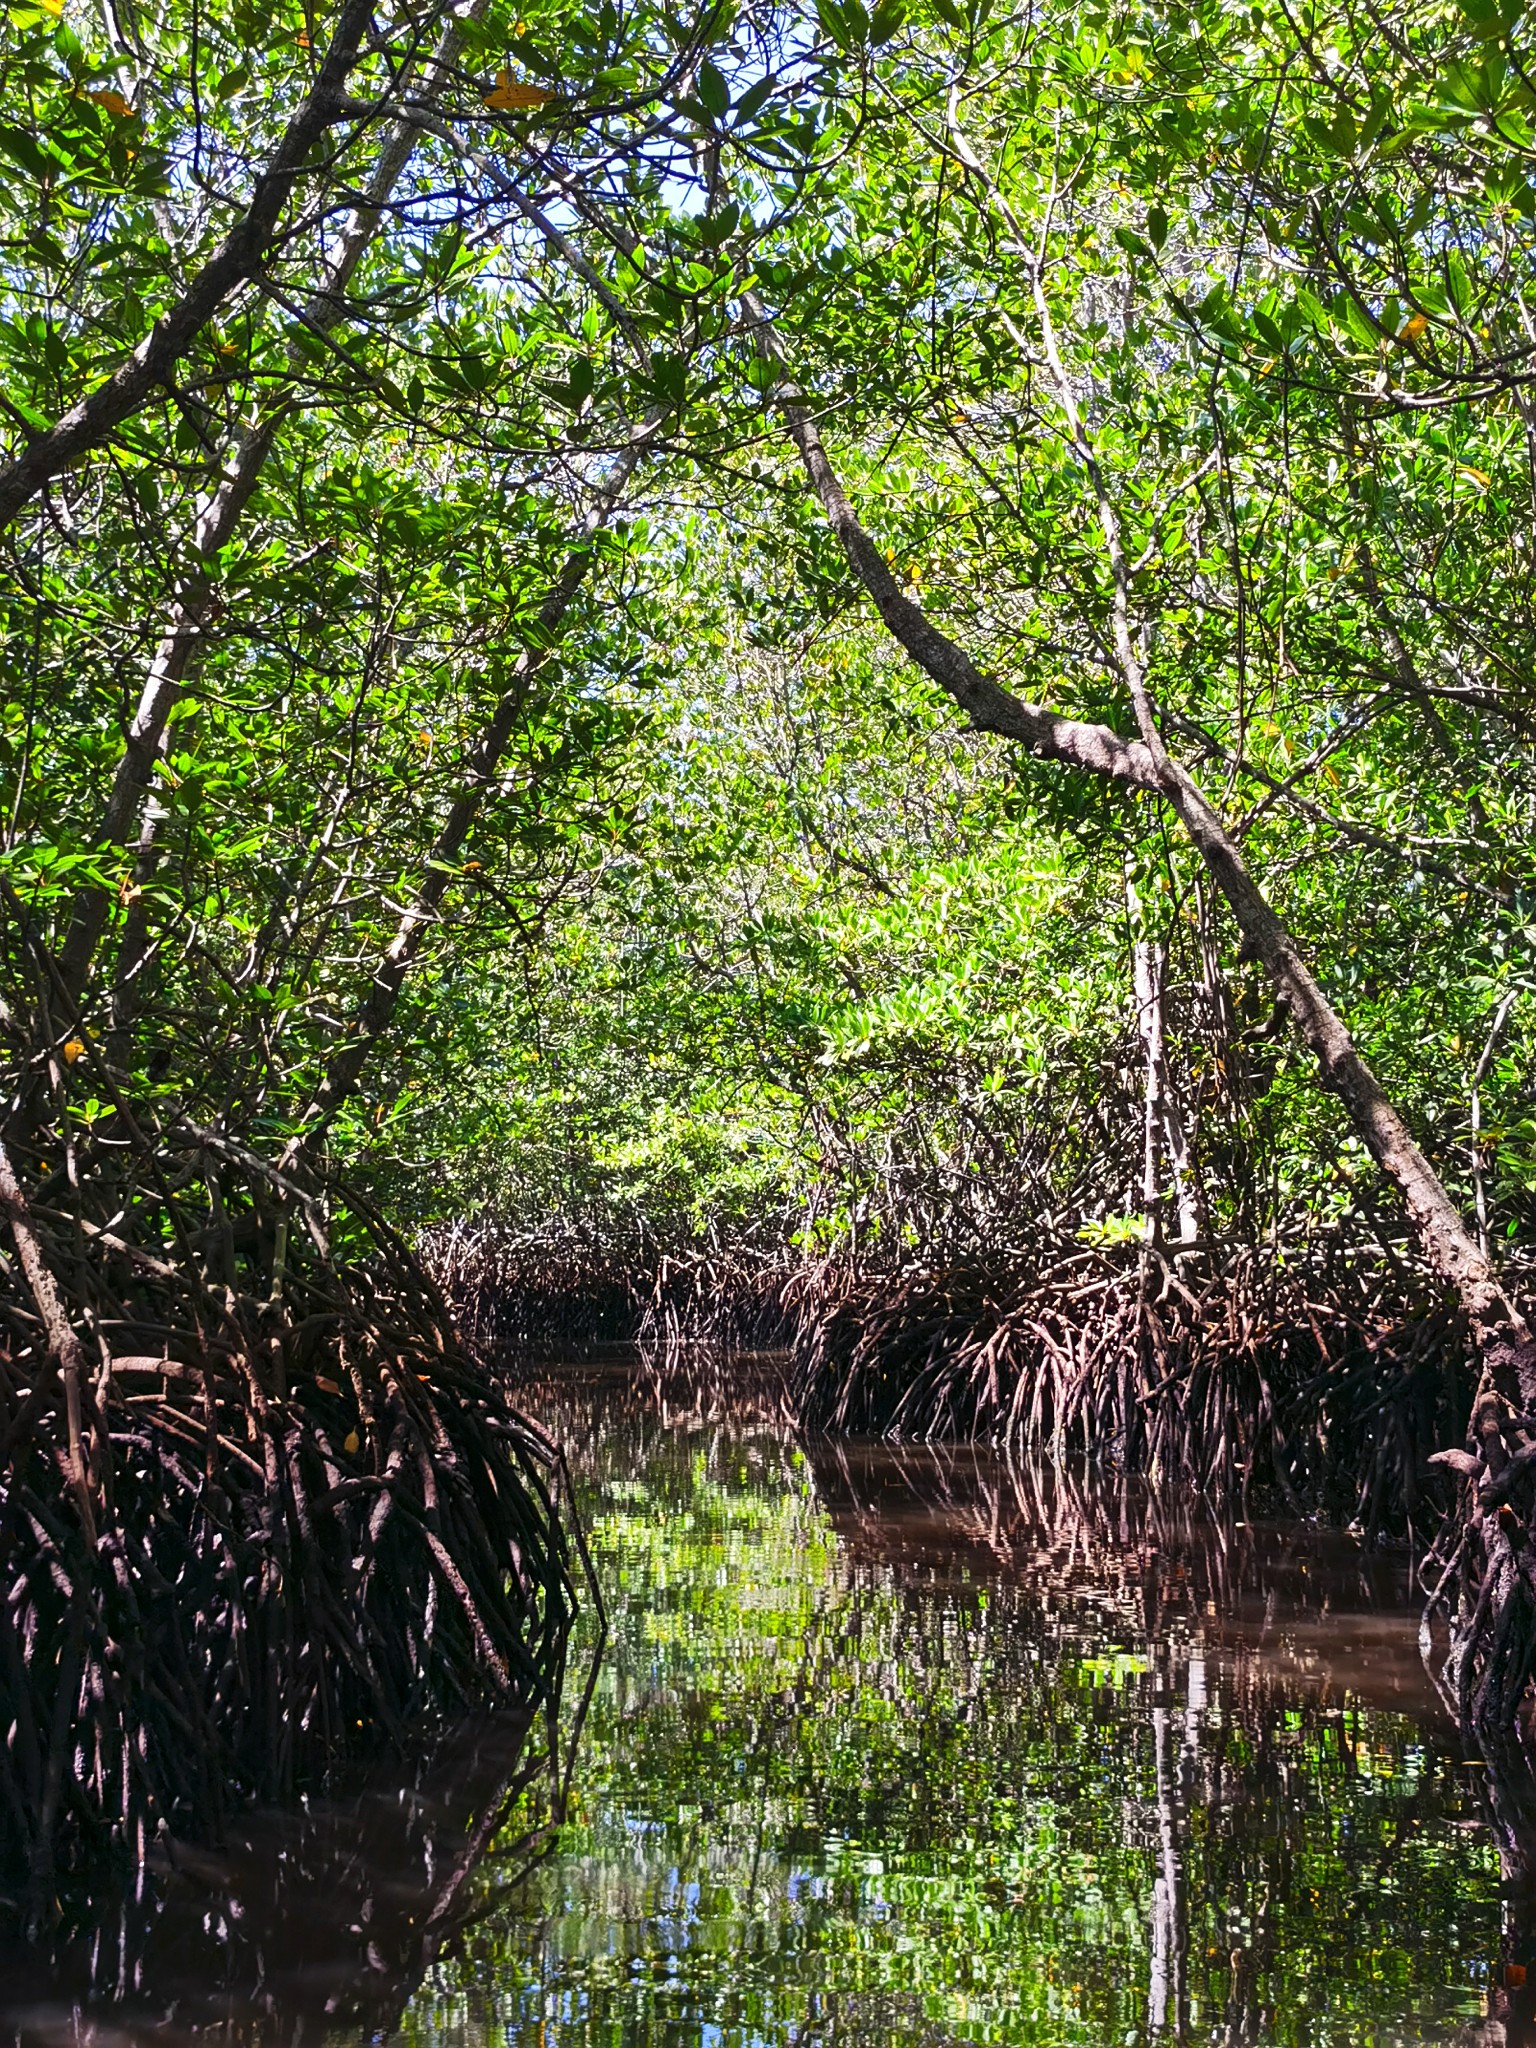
<box><xmin>0</xmin><ymin>1709</ymin><xmax>564</xmax><ymax>2045</ymax></box>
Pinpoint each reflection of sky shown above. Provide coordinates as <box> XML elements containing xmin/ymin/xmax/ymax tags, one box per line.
<box><xmin>398</xmin><ymin>1384</ymin><xmax>1505</xmax><ymax>2048</ymax></box>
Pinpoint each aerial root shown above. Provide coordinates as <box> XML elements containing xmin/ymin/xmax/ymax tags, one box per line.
<box><xmin>1</xmin><ymin>1163</ymin><xmax>578</xmax><ymax>1930</ymax></box>
<box><xmin>439</xmin><ymin>1222</ymin><xmax>1463</xmax><ymax>1525</ymax></box>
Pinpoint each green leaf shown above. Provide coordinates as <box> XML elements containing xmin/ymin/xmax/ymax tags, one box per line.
<box><xmin>0</xmin><ymin>124</ymin><xmax>60</xmax><ymax>180</ymax></box>
<box><xmin>733</xmin><ymin>73</ymin><xmax>776</xmax><ymax>122</ymax></box>
<box><xmin>650</xmin><ymin>350</ymin><xmax>688</xmax><ymax>405</ymax></box>
<box><xmin>1252</xmin><ymin>308</ymin><xmax>1287</xmax><ymax>353</ymax></box>
<box><xmin>697</xmin><ymin>58</ymin><xmax>729</xmax><ymax>119</ymax></box>
<box><xmin>696</xmin><ymin>200</ymin><xmax>740</xmax><ymax>246</ymax></box>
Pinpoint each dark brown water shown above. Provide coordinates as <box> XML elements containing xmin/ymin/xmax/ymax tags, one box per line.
<box><xmin>4</xmin><ymin>1358</ymin><xmax>1529</xmax><ymax>2044</ymax></box>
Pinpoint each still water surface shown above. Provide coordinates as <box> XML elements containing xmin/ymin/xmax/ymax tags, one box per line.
<box><xmin>2</xmin><ymin>1358</ymin><xmax>1519</xmax><ymax>2044</ymax></box>
<box><xmin>404</xmin><ymin>1363</ymin><xmax>1506</xmax><ymax>2048</ymax></box>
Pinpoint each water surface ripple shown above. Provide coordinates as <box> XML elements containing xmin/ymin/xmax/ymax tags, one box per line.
<box><xmin>404</xmin><ymin>1363</ymin><xmax>1510</xmax><ymax>2048</ymax></box>
<box><xmin>1</xmin><ymin>1359</ymin><xmax>1520</xmax><ymax>2046</ymax></box>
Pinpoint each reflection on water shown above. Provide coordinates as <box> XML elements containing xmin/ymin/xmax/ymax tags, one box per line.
<box><xmin>0</xmin><ymin>1711</ymin><xmax>555</xmax><ymax>2044</ymax></box>
<box><xmin>407</xmin><ymin>1364</ymin><xmax>1514</xmax><ymax>2048</ymax></box>
<box><xmin>4</xmin><ymin>1356</ymin><xmax>1530</xmax><ymax>2045</ymax></box>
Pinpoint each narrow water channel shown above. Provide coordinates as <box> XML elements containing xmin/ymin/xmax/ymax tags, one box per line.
<box><xmin>410</xmin><ymin>1363</ymin><xmax>1507</xmax><ymax>2047</ymax></box>
<box><xmin>2</xmin><ymin>1358</ymin><xmax>1523</xmax><ymax>2043</ymax></box>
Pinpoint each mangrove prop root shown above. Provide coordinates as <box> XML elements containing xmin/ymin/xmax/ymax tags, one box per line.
<box><xmin>434</xmin><ymin>1219</ymin><xmax>1468</xmax><ymax>1530</ymax></box>
<box><xmin>0</xmin><ymin>1156</ymin><xmax>577</xmax><ymax>1929</ymax></box>
<box><xmin>1420</xmin><ymin>1384</ymin><xmax>1536</xmax><ymax>1748</ymax></box>
<box><xmin>441</xmin><ymin>1217</ymin><xmax>1536</xmax><ymax>1745</ymax></box>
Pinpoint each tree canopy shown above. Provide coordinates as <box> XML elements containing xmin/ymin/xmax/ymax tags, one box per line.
<box><xmin>13</xmin><ymin>0</ymin><xmax>1536</xmax><ymax>1890</ymax></box>
<box><xmin>4</xmin><ymin>0</ymin><xmax>1536</xmax><ymax>1413</ymax></box>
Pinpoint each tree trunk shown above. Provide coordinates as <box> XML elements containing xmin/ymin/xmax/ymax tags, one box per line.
<box><xmin>0</xmin><ymin>0</ymin><xmax>379</xmax><ymax>532</ymax></box>
<box><xmin>1127</xmin><ymin>875</ymin><xmax>1204</xmax><ymax>1248</ymax></box>
<box><xmin>747</xmin><ymin>292</ymin><xmax>1527</xmax><ymax>1367</ymax></box>
<box><xmin>747</xmin><ymin>296</ymin><xmax>1536</xmax><ymax>1745</ymax></box>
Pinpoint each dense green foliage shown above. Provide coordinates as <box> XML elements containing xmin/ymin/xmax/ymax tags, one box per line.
<box><xmin>4</xmin><ymin>0</ymin><xmax>1536</xmax><ymax>1273</ymax></box>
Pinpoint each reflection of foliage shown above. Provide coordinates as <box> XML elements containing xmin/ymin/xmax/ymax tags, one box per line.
<box><xmin>403</xmin><ymin>1390</ymin><xmax>1500</xmax><ymax>2047</ymax></box>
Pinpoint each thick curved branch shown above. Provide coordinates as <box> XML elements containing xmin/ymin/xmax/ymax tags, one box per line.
<box><xmin>745</xmin><ymin>291</ymin><xmax>1523</xmax><ymax>1355</ymax></box>
<box><xmin>0</xmin><ymin>0</ymin><xmax>375</xmax><ymax>532</ymax></box>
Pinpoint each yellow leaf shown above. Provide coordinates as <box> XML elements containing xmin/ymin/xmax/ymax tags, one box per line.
<box><xmin>1458</xmin><ymin>463</ymin><xmax>1492</xmax><ymax>489</ymax></box>
<box><xmin>87</xmin><ymin>88</ymin><xmax>135</xmax><ymax>118</ymax></box>
<box><xmin>62</xmin><ymin>1038</ymin><xmax>84</xmax><ymax>1065</ymax></box>
<box><xmin>315</xmin><ymin>1374</ymin><xmax>341</xmax><ymax>1394</ymax></box>
<box><xmin>343</xmin><ymin>1429</ymin><xmax>361</xmax><ymax>1454</ymax></box>
<box><xmin>484</xmin><ymin>68</ymin><xmax>553</xmax><ymax>109</ymax></box>
<box><xmin>1399</xmin><ymin>312</ymin><xmax>1429</xmax><ymax>342</ymax></box>
<box><xmin>38</xmin><ymin>0</ymin><xmax>63</xmax><ymax>13</ymax></box>
<box><xmin>296</xmin><ymin>29</ymin><xmax>310</xmax><ymax>46</ymax></box>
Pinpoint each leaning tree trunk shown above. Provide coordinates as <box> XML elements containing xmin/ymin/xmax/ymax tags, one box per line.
<box><xmin>744</xmin><ymin>288</ymin><xmax>1536</xmax><ymax>1751</ymax></box>
<box><xmin>55</xmin><ymin>5</ymin><xmax>473</xmax><ymax>1013</ymax></box>
<box><xmin>0</xmin><ymin>0</ymin><xmax>381</xmax><ymax>532</ymax></box>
